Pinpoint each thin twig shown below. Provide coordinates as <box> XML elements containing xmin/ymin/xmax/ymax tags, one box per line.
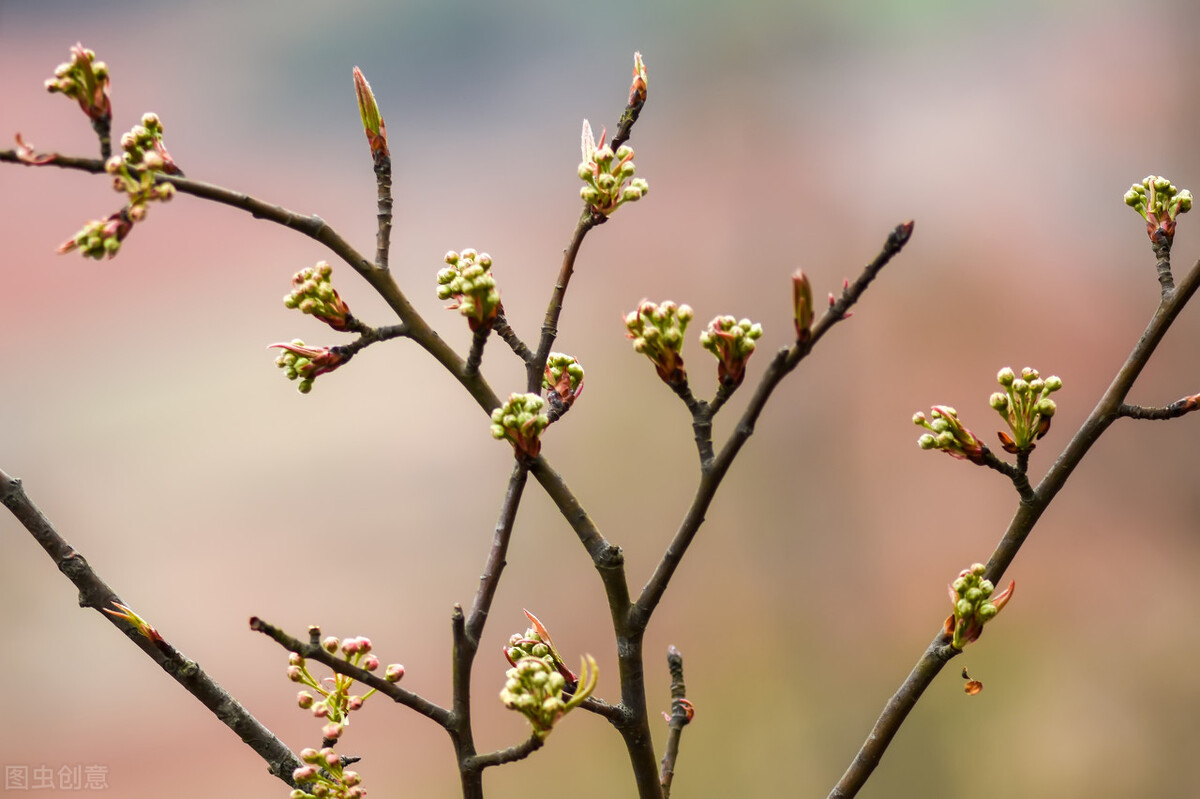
<box><xmin>978</xmin><ymin>448</ymin><xmax>1035</xmax><ymax>502</ymax></box>
<box><xmin>462</xmin><ymin>735</ymin><xmax>544</xmax><ymax>772</ymax></box>
<box><xmin>1119</xmin><ymin>393</ymin><xmax>1199</xmax><ymax>419</ymax></box>
<box><xmin>633</xmin><ymin>222</ymin><xmax>915</xmax><ymax>629</ymax></box>
<box><xmin>465</xmin><ymin>324</ymin><xmax>491</xmax><ymax>377</ymax></box>
<box><xmin>493</xmin><ymin>308</ymin><xmax>533</xmax><ymax>365</ymax></box>
<box><xmin>465</xmin><ymin>463</ymin><xmax>530</xmax><ymax>645</ymax></box>
<box><xmin>659</xmin><ymin>646</ymin><xmax>692</xmax><ymax>797</ymax></box>
<box><xmin>373</xmin><ymin>152</ymin><xmax>393</xmax><ymax>270</ymax></box>
<box><xmin>0</xmin><ymin>469</ymin><xmax>303</xmax><ymax>787</ymax></box>
<box><xmin>527</xmin><ymin>209</ymin><xmax>604</xmax><ymax>393</ymax></box>
<box><xmin>248</xmin><ymin>616</ymin><xmax>452</xmax><ymax>728</ymax></box>
<box><xmin>1153</xmin><ymin>229</ymin><xmax>1173</xmax><ymax>295</ymax></box>
<box><xmin>828</xmin><ymin>257</ymin><xmax>1200</xmax><ymax>798</ymax></box>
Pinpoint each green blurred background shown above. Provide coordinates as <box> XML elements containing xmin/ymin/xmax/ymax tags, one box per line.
<box><xmin>2</xmin><ymin>1</ymin><xmax>1199</xmax><ymax>796</ymax></box>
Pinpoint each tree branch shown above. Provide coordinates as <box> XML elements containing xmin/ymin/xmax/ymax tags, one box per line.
<box><xmin>659</xmin><ymin>645</ymin><xmax>692</xmax><ymax>798</ymax></box>
<box><xmin>0</xmin><ymin>468</ymin><xmax>303</xmax><ymax>788</ymax></box>
<box><xmin>828</xmin><ymin>257</ymin><xmax>1200</xmax><ymax>798</ymax></box>
<box><xmin>248</xmin><ymin>616</ymin><xmax>452</xmax><ymax>728</ymax></box>
<box><xmin>633</xmin><ymin>222</ymin><xmax>915</xmax><ymax>628</ymax></box>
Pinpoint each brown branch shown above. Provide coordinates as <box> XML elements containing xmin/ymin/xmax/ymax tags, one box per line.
<box><xmin>492</xmin><ymin>308</ymin><xmax>533</xmax><ymax>365</ymax></box>
<box><xmin>828</xmin><ymin>257</ymin><xmax>1200</xmax><ymax>798</ymax></box>
<box><xmin>465</xmin><ymin>323</ymin><xmax>491</xmax><ymax>377</ymax></box>
<box><xmin>633</xmin><ymin>222</ymin><xmax>915</xmax><ymax>629</ymax></box>
<box><xmin>465</xmin><ymin>462</ymin><xmax>530</xmax><ymax>645</ymax></box>
<box><xmin>248</xmin><ymin>616</ymin><xmax>452</xmax><ymax>728</ymax></box>
<box><xmin>0</xmin><ymin>468</ymin><xmax>303</xmax><ymax>787</ymax></box>
<box><xmin>461</xmin><ymin>734</ymin><xmax>544</xmax><ymax>772</ymax></box>
<box><xmin>1119</xmin><ymin>393</ymin><xmax>1200</xmax><ymax>420</ymax></box>
<box><xmin>659</xmin><ymin>646</ymin><xmax>692</xmax><ymax>798</ymax></box>
<box><xmin>526</xmin><ymin>209</ymin><xmax>604</xmax><ymax>392</ymax></box>
<box><xmin>373</xmin><ymin>152</ymin><xmax>393</xmax><ymax>270</ymax></box>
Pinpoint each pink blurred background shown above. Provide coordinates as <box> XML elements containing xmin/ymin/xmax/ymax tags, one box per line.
<box><xmin>3</xmin><ymin>2</ymin><xmax>1199</xmax><ymax>797</ymax></box>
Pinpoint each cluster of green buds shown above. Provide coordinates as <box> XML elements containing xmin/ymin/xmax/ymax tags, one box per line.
<box><xmin>285</xmin><ymin>262</ymin><xmax>354</xmax><ymax>331</ymax></box>
<box><xmin>914</xmin><ymin>406</ymin><xmax>986</xmax><ymax>464</ymax></box>
<box><xmin>490</xmin><ymin>393</ymin><xmax>550</xmax><ymax>457</ymax></box>
<box><xmin>990</xmin><ymin>367</ymin><xmax>1062</xmax><ymax>453</ymax></box>
<box><xmin>793</xmin><ymin>270</ymin><xmax>814</xmax><ymax>342</ymax></box>
<box><xmin>1125</xmin><ymin>175</ymin><xmax>1192</xmax><ymax>243</ymax></box>
<box><xmin>270</xmin><ymin>339</ymin><xmax>347</xmax><ymax>394</ymax></box>
<box><xmin>500</xmin><ymin>611</ymin><xmax>597</xmax><ymax>740</ymax></box>
<box><xmin>578</xmin><ymin>120</ymin><xmax>648</xmax><ymax>216</ymax></box>
<box><xmin>291</xmin><ymin>747</ymin><xmax>365</xmax><ymax>799</ymax></box>
<box><xmin>625</xmin><ymin>300</ymin><xmax>693</xmax><ymax>384</ymax></box>
<box><xmin>44</xmin><ymin>42</ymin><xmax>111</xmax><ymax>123</ymax></box>
<box><xmin>104</xmin><ymin>113</ymin><xmax>179</xmax><ymax>219</ymax></box>
<box><xmin>944</xmin><ymin>563</ymin><xmax>1014</xmax><ymax>650</ymax></box>
<box><xmin>699</xmin><ymin>315</ymin><xmax>763</xmax><ymax>387</ymax></box>
<box><xmin>543</xmin><ymin>352</ymin><xmax>585</xmax><ymax>410</ymax></box>
<box><xmin>437</xmin><ymin>249</ymin><xmax>501</xmax><ymax>331</ymax></box>
<box><xmin>56</xmin><ymin>208</ymin><xmax>133</xmax><ymax>259</ymax></box>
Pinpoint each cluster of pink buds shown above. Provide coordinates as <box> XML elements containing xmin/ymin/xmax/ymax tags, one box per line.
<box><xmin>989</xmin><ymin>367</ymin><xmax>1061</xmax><ymax>453</ymax></box>
<box><xmin>1125</xmin><ymin>175</ymin><xmax>1192</xmax><ymax>244</ymax></box>
<box><xmin>578</xmin><ymin>120</ymin><xmax>648</xmax><ymax>215</ymax></box>
<box><xmin>490</xmin><ymin>393</ymin><xmax>550</xmax><ymax>458</ymax></box>
<box><xmin>44</xmin><ymin>43</ymin><xmax>111</xmax><ymax>123</ymax></box>
<box><xmin>500</xmin><ymin>611</ymin><xmax>598</xmax><ymax>740</ymax></box>
<box><xmin>437</xmin><ymin>249</ymin><xmax>501</xmax><ymax>331</ymax></box>
<box><xmin>625</xmin><ymin>300</ymin><xmax>693</xmax><ymax>384</ymax></box>
<box><xmin>913</xmin><ymin>406</ymin><xmax>987</xmax><ymax>464</ymax></box>
<box><xmin>108</xmin><ymin>112</ymin><xmax>180</xmax><ymax>179</ymax></box>
<box><xmin>543</xmin><ymin>352</ymin><xmax>585</xmax><ymax>410</ymax></box>
<box><xmin>288</xmin><ymin>633</ymin><xmax>403</xmax><ymax>731</ymax></box>
<box><xmin>291</xmin><ymin>746</ymin><xmax>365</xmax><ymax>799</ymax></box>
<box><xmin>270</xmin><ymin>339</ymin><xmax>347</xmax><ymax>394</ymax></box>
<box><xmin>57</xmin><ymin>208</ymin><xmax>133</xmax><ymax>259</ymax></box>
<box><xmin>285</xmin><ymin>262</ymin><xmax>355</xmax><ymax>331</ymax></box>
<box><xmin>103</xmin><ymin>113</ymin><xmax>179</xmax><ymax>217</ymax></box>
<box><xmin>698</xmin><ymin>315</ymin><xmax>763</xmax><ymax>388</ymax></box>
<box><xmin>943</xmin><ymin>563</ymin><xmax>1014</xmax><ymax>650</ymax></box>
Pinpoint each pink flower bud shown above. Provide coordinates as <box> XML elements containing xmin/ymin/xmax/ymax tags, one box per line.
<box><xmin>385</xmin><ymin>663</ymin><xmax>405</xmax><ymax>682</ymax></box>
<box><xmin>322</xmin><ymin>722</ymin><xmax>344</xmax><ymax>741</ymax></box>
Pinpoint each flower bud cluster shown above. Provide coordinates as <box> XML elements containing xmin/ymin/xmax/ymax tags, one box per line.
<box><xmin>291</xmin><ymin>746</ymin><xmax>365</xmax><ymax>799</ymax></box>
<box><xmin>578</xmin><ymin>120</ymin><xmax>648</xmax><ymax>216</ymax></box>
<box><xmin>288</xmin><ymin>637</ymin><xmax>389</xmax><ymax>734</ymax></box>
<box><xmin>437</xmin><ymin>249</ymin><xmax>501</xmax><ymax>331</ymax></box>
<box><xmin>500</xmin><ymin>653</ymin><xmax>598</xmax><ymax>740</ymax></box>
<box><xmin>989</xmin><ymin>366</ymin><xmax>1061</xmax><ymax>453</ymax></box>
<box><xmin>44</xmin><ymin>43</ymin><xmax>111</xmax><ymax>122</ymax></box>
<box><xmin>490</xmin><ymin>393</ymin><xmax>550</xmax><ymax>457</ymax></box>
<box><xmin>543</xmin><ymin>352</ymin><xmax>585</xmax><ymax>409</ymax></box>
<box><xmin>913</xmin><ymin>406</ymin><xmax>986</xmax><ymax>464</ymax></box>
<box><xmin>625</xmin><ymin>300</ymin><xmax>694</xmax><ymax>384</ymax></box>
<box><xmin>1125</xmin><ymin>175</ymin><xmax>1193</xmax><ymax>243</ymax></box>
<box><xmin>270</xmin><ymin>339</ymin><xmax>347</xmax><ymax>394</ymax></box>
<box><xmin>945</xmin><ymin>564</ymin><xmax>1014</xmax><ymax>649</ymax></box>
<box><xmin>102</xmin><ymin>114</ymin><xmax>179</xmax><ymax>232</ymax></box>
<box><xmin>57</xmin><ymin>208</ymin><xmax>133</xmax><ymax>260</ymax></box>
<box><xmin>285</xmin><ymin>262</ymin><xmax>354</xmax><ymax>331</ymax></box>
<box><xmin>699</xmin><ymin>315</ymin><xmax>763</xmax><ymax>388</ymax></box>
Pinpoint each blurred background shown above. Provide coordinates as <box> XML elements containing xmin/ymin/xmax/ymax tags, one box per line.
<box><xmin>2</xmin><ymin>1</ymin><xmax>1199</xmax><ymax>797</ymax></box>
